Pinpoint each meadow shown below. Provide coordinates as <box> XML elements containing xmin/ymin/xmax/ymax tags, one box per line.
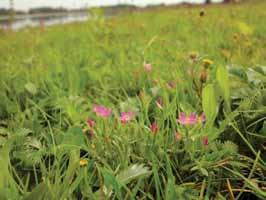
<box><xmin>0</xmin><ymin>1</ymin><xmax>265</xmax><ymax>199</ymax></box>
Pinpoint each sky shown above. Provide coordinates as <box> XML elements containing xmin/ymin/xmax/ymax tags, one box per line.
<box><xmin>0</xmin><ymin>0</ymin><xmax>223</xmax><ymax>11</ymax></box>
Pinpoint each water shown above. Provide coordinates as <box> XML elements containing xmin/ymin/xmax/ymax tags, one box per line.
<box><xmin>0</xmin><ymin>0</ymin><xmax>222</xmax><ymax>30</ymax></box>
<box><xmin>0</xmin><ymin>12</ymin><xmax>89</xmax><ymax>30</ymax></box>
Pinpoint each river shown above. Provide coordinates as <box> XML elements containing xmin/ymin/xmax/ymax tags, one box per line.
<box><xmin>0</xmin><ymin>12</ymin><xmax>89</xmax><ymax>30</ymax></box>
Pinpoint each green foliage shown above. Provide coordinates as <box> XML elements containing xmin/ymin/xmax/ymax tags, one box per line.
<box><xmin>0</xmin><ymin>1</ymin><xmax>265</xmax><ymax>199</ymax></box>
<box><xmin>216</xmin><ymin>66</ymin><xmax>230</xmax><ymax>111</ymax></box>
<box><xmin>202</xmin><ymin>84</ymin><xmax>218</xmax><ymax>125</ymax></box>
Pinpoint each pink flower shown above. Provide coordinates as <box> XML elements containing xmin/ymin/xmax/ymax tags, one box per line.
<box><xmin>87</xmin><ymin>118</ymin><xmax>95</xmax><ymax>129</ymax></box>
<box><xmin>150</xmin><ymin>121</ymin><xmax>158</xmax><ymax>135</ymax></box>
<box><xmin>93</xmin><ymin>105</ymin><xmax>112</xmax><ymax>118</ymax></box>
<box><xmin>187</xmin><ymin>113</ymin><xmax>197</xmax><ymax>124</ymax></box>
<box><xmin>202</xmin><ymin>136</ymin><xmax>209</xmax><ymax>146</ymax></box>
<box><xmin>120</xmin><ymin>111</ymin><xmax>135</xmax><ymax>123</ymax></box>
<box><xmin>156</xmin><ymin>97</ymin><xmax>163</xmax><ymax>109</ymax></box>
<box><xmin>144</xmin><ymin>63</ymin><xmax>152</xmax><ymax>72</ymax></box>
<box><xmin>177</xmin><ymin>112</ymin><xmax>197</xmax><ymax>125</ymax></box>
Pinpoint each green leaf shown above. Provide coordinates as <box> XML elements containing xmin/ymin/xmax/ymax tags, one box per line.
<box><xmin>165</xmin><ymin>178</ymin><xmax>176</xmax><ymax>200</ymax></box>
<box><xmin>119</xmin><ymin>97</ymin><xmax>140</xmax><ymax>113</ymax></box>
<box><xmin>199</xmin><ymin>167</ymin><xmax>209</xmax><ymax>177</ymax></box>
<box><xmin>246</xmin><ymin>68</ymin><xmax>265</xmax><ymax>86</ymax></box>
<box><xmin>101</xmin><ymin>168</ymin><xmax>122</xmax><ymax>198</ymax></box>
<box><xmin>202</xmin><ymin>84</ymin><xmax>218</xmax><ymax>125</ymax></box>
<box><xmin>228</xmin><ymin>65</ymin><xmax>248</xmax><ymax>82</ymax></box>
<box><xmin>237</xmin><ymin>21</ymin><xmax>253</xmax><ymax>35</ymax></box>
<box><xmin>150</xmin><ymin>87</ymin><xmax>161</xmax><ymax>96</ymax></box>
<box><xmin>254</xmin><ymin>65</ymin><xmax>266</xmax><ymax>75</ymax></box>
<box><xmin>175</xmin><ymin>186</ymin><xmax>199</xmax><ymax>199</ymax></box>
<box><xmin>25</xmin><ymin>82</ymin><xmax>38</xmax><ymax>95</ymax></box>
<box><xmin>116</xmin><ymin>164</ymin><xmax>151</xmax><ymax>185</ymax></box>
<box><xmin>260</xmin><ymin>121</ymin><xmax>266</xmax><ymax>136</ymax></box>
<box><xmin>62</xmin><ymin>126</ymin><xmax>84</xmax><ymax>148</ymax></box>
<box><xmin>217</xmin><ymin>66</ymin><xmax>230</xmax><ymax>110</ymax></box>
<box><xmin>24</xmin><ymin>182</ymin><xmax>52</xmax><ymax>200</ymax></box>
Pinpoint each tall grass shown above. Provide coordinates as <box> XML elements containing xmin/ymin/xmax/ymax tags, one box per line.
<box><xmin>0</xmin><ymin>1</ymin><xmax>265</xmax><ymax>199</ymax></box>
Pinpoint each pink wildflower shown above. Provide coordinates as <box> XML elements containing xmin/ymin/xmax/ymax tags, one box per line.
<box><xmin>120</xmin><ymin>111</ymin><xmax>135</xmax><ymax>123</ymax></box>
<box><xmin>87</xmin><ymin>118</ymin><xmax>95</xmax><ymax>129</ymax></box>
<box><xmin>202</xmin><ymin>136</ymin><xmax>209</xmax><ymax>146</ymax></box>
<box><xmin>93</xmin><ymin>105</ymin><xmax>112</xmax><ymax>118</ymax></box>
<box><xmin>178</xmin><ymin>112</ymin><xmax>197</xmax><ymax>125</ymax></box>
<box><xmin>144</xmin><ymin>63</ymin><xmax>152</xmax><ymax>72</ymax></box>
<box><xmin>150</xmin><ymin>122</ymin><xmax>158</xmax><ymax>135</ymax></box>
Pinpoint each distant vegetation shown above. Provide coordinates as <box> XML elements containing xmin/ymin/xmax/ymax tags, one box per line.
<box><xmin>0</xmin><ymin>8</ymin><xmax>25</xmax><ymax>15</ymax></box>
<box><xmin>28</xmin><ymin>7</ymin><xmax>68</xmax><ymax>14</ymax></box>
<box><xmin>0</xmin><ymin>0</ymin><xmax>243</xmax><ymax>16</ymax></box>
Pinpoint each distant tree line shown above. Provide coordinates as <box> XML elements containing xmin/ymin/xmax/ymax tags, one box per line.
<box><xmin>0</xmin><ymin>8</ymin><xmax>25</xmax><ymax>15</ymax></box>
<box><xmin>0</xmin><ymin>7</ymin><xmax>69</xmax><ymax>16</ymax></box>
<box><xmin>28</xmin><ymin>7</ymin><xmax>68</xmax><ymax>14</ymax></box>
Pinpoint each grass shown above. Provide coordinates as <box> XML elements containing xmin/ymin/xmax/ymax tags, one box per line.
<box><xmin>0</xmin><ymin>1</ymin><xmax>265</xmax><ymax>199</ymax></box>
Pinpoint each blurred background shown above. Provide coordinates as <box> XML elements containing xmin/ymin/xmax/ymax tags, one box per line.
<box><xmin>0</xmin><ymin>0</ymin><xmax>229</xmax><ymax>30</ymax></box>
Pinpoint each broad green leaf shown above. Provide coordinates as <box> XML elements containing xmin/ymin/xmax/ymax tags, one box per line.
<box><xmin>62</xmin><ymin>126</ymin><xmax>84</xmax><ymax>148</ymax></box>
<box><xmin>165</xmin><ymin>178</ymin><xmax>176</xmax><ymax>200</ymax></box>
<box><xmin>191</xmin><ymin>166</ymin><xmax>208</xmax><ymax>176</ymax></box>
<box><xmin>246</xmin><ymin>68</ymin><xmax>266</xmax><ymax>86</ymax></box>
<box><xmin>202</xmin><ymin>84</ymin><xmax>218</xmax><ymax>125</ymax></box>
<box><xmin>199</xmin><ymin>167</ymin><xmax>209</xmax><ymax>177</ymax></box>
<box><xmin>216</xmin><ymin>66</ymin><xmax>230</xmax><ymax>110</ymax></box>
<box><xmin>116</xmin><ymin>164</ymin><xmax>151</xmax><ymax>185</ymax></box>
<box><xmin>101</xmin><ymin>168</ymin><xmax>122</xmax><ymax>198</ymax></box>
<box><xmin>254</xmin><ymin>65</ymin><xmax>266</xmax><ymax>75</ymax></box>
<box><xmin>228</xmin><ymin>66</ymin><xmax>248</xmax><ymax>82</ymax></box>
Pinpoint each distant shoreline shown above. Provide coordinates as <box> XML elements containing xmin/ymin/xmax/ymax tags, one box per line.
<box><xmin>0</xmin><ymin>2</ymin><xmax>225</xmax><ymax>18</ymax></box>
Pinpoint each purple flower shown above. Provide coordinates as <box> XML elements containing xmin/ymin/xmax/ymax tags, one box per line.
<box><xmin>120</xmin><ymin>111</ymin><xmax>135</xmax><ymax>123</ymax></box>
<box><xmin>93</xmin><ymin>105</ymin><xmax>112</xmax><ymax>118</ymax></box>
<box><xmin>178</xmin><ymin>112</ymin><xmax>197</xmax><ymax>125</ymax></box>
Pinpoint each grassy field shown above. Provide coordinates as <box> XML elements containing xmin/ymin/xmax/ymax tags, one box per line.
<box><xmin>0</xmin><ymin>1</ymin><xmax>265</xmax><ymax>199</ymax></box>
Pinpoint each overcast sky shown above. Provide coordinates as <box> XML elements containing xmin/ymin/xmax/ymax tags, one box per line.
<box><xmin>0</xmin><ymin>0</ymin><xmax>223</xmax><ymax>10</ymax></box>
